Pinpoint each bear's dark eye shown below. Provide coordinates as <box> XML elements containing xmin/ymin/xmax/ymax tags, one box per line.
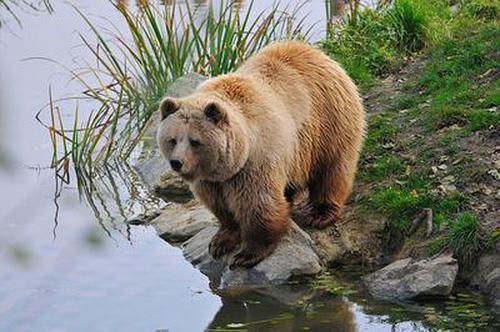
<box><xmin>169</xmin><ymin>138</ymin><xmax>177</xmax><ymax>146</ymax></box>
<box><xmin>190</xmin><ymin>139</ymin><xmax>201</xmax><ymax>148</ymax></box>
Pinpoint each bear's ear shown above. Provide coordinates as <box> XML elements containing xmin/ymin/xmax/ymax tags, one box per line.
<box><xmin>159</xmin><ymin>97</ymin><xmax>180</xmax><ymax>120</ymax></box>
<box><xmin>204</xmin><ymin>102</ymin><xmax>227</xmax><ymax>125</ymax></box>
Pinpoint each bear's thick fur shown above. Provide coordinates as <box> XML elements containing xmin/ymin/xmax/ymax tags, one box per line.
<box><xmin>157</xmin><ymin>41</ymin><xmax>365</xmax><ymax>268</ymax></box>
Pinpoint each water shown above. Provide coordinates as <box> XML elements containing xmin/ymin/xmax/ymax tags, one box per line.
<box><xmin>0</xmin><ymin>1</ymin><xmax>498</xmax><ymax>331</ymax></box>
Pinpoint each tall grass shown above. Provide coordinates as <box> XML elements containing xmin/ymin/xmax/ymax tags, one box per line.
<box><xmin>42</xmin><ymin>0</ymin><xmax>310</xmax><ymax>183</ymax></box>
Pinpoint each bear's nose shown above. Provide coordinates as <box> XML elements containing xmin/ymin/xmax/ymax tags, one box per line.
<box><xmin>170</xmin><ymin>159</ymin><xmax>183</xmax><ymax>172</ymax></box>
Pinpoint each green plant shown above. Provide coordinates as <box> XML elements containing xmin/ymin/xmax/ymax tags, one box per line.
<box><xmin>462</xmin><ymin>0</ymin><xmax>499</xmax><ymax>20</ymax></box>
<box><xmin>386</xmin><ymin>0</ymin><xmax>429</xmax><ymax>53</ymax></box>
<box><xmin>446</xmin><ymin>213</ymin><xmax>483</xmax><ymax>266</ymax></box>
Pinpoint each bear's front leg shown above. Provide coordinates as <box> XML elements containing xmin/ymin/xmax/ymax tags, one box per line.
<box><xmin>209</xmin><ymin>218</ymin><xmax>240</xmax><ymax>259</ymax></box>
<box><xmin>229</xmin><ymin>191</ymin><xmax>289</xmax><ymax>269</ymax></box>
<box><xmin>193</xmin><ymin>181</ymin><xmax>241</xmax><ymax>259</ymax></box>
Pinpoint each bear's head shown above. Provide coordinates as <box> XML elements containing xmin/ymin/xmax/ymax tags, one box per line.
<box><xmin>156</xmin><ymin>95</ymin><xmax>250</xmax><ymax>182</ymax></box>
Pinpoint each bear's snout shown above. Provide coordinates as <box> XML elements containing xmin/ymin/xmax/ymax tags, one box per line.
<box><xmin>170</xmin><ymin>159</ymin><xmax>183</xmax><ymax>172</ymax></box>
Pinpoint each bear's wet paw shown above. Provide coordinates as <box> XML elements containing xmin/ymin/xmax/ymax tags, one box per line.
<box><xmin>209</xmin><ymin>231</ymin><xmax>240</xmax><ymax>259</ymax></box>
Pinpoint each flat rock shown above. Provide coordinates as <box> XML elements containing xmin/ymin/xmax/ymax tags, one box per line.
<box><xmin>181</xmin><ymin>219</ymin><xmax>323</xmax><ymax>286</ymax></box>
<box><xmin>182</xmin><ymin>226</ymin><xmax>225</xmax><ymax>278</ymax></box>
<box><xmin>220</xmin><ymin>223</ymin><xmax>323</xmax><ymax>288</ymax></box>
<box><xmin>150</xmin><ymin>202</ymin><xmax>217</xmax><ymax>242</ymax></box>
<box><xmin>364</xmin><ymin>254</ymin><xmax>458</xmax><ymax>301</ymax></box>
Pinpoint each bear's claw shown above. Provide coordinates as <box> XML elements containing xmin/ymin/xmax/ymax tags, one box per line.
<box><xmin>209</xmin><ymin>231</ymin><xmax>239</xmax><ymax>259</ymax></box>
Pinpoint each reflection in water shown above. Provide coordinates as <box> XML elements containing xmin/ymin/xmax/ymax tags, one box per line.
<box><xmin>52</xmin><ymin>156</ymin><xmax>164</xmax><ymax>240</ymax></box>
<box><xmin>0</xmin><ymin>0</ymin><xmax>53</xmax><ymax>27</ymax></box>
<box><xmin>205</xmin><ymin>272</ymin><xmax>500</xmax><ymax>332</ymax></box>
<box><xmin>208</xmin><ymin>290</ymin><xmax>356</xmax><ymax>332</ymax></box>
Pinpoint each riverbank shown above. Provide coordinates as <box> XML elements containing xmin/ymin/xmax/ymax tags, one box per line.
<box><xmin>333</xmin><ymin>7</ymin><xmax>499</xmax><ymax>312</ymax></box>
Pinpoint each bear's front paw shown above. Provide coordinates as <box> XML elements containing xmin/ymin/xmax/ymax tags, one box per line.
<box><xmin>229</xmin><ymin>243</ymin><xmax>277</xmax><ymax>269</ymax></box>
<box><xmin>209</xmin><ymin>230</ymin><xmax>240</xmax><ymax>259</ymax></box>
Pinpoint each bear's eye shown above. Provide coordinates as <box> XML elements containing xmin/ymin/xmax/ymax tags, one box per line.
<box><xmin>168</xmin><ymin>138</ymin><xmax>177</xmax><ymax>146</ymax></box>
<box><xmin>190</xmin><ymin>139</ymin><xmax>201</xmax><ymax>148</ymax></box>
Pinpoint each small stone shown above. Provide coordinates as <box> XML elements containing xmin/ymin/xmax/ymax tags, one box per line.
<box><xmin>442</xmin><ymin>175</ymin><xmax>456</xmax><ymax>183</ymax></box>
<box><xmin>437</xmin><ymin>164</ymin><xmax>448</xmax><ymax>171</ymax></box>
<box><xmin>494</xmin><ymin>160</ymin><xmax>500</xmax><ymax>169</ymax></box>
<box><xmin>448</xmin><ymin>124</ymin><xmax>462</xmax><ymax>131</ymax></box>
<box><xmin>477</xmin><ymin>203</ymin><xmax>489</xmax><ymax>210</ymax></box>
<box><xmin>488</xmin><ymin>169</ymin><xmax>500</xmax><ymax>180</ymax></box>
<box><xmin>151</xmin><ymin>203</ymin><xmax>217</xmax><ymax>242</ymax></box>
<box><xmin>439</xmin><ymin>156</ymin><xmax>449</xmax><ymax>162</ymax></box>
<box><xmin>479</xmin><ymin>184</ymin><xmax>493</xmax><ymax>195</ymax></box>
<box><xmin>438</xmin><ymin>184</ymin><xmax>457</xmax><ymax>194</ymax></box>
<box><xmin>431</xmin><ymin>166</ymin><xmax>438</xmax><ymax>174</ymax></box>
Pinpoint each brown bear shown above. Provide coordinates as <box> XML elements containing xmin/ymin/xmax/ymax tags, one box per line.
<box><xmin>157</xmin><ymin>41</ymin><xmax>365</xmax><ymax>269</ymax></box>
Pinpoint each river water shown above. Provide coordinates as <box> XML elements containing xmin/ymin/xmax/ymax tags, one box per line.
<box><xmin>0</xmin><ymin>1</ymin><xmax>497</xmax><ymax>331</ymax></box>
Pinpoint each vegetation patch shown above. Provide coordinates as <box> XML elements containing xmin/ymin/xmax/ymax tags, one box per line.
<box><xmin>351</xmin><ymin>4</ymin><xmax>499</xmax><ymax>266</ymax></box>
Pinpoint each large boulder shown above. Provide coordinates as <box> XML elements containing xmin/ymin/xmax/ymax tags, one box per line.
<box><xmin>364</xmin><ymin>254</ymin><xmax>458</xmax><ymax>301</ymax></box>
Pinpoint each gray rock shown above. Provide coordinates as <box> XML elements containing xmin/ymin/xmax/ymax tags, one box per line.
<box><xmin>154</xmin><ymin>172</ymin><xmax>193</xmax><ymax>203</ymax></box>
<box><xmin>133</xmin><ymin>155</ymin><xmax>170</xmax><ymax>191</ymax></box>
<box><xmin>364</xmin><ymin>254</ymin><xmax>458</xmax><ymax>301</ymax></box>
<box><xmin>220</xmin><ymin>223</ymin><xmax>323</xmax><ymax>288</ymax></box>
<box><xmin>182</xmin><ymin>226</ymin><xmax>225</xmax><ymax>277</ymax></box>
<box><xmin>470</xmin><ymin>241</ymin><xmax>500</xmax><ymax>312</ymax></box>
<box><xmin>180</xmin><ymin>218</ymin><xmax>322</xmax><ymax>286</ymax></box>
<box><xmin>150</xmin><ymin>202</ymin><xmax>217</xmax><ymax>242</ymax></box>
<box><xmin>166</xmin><ymin>73</ymin><xmax>207</xmax><ymax>98</ymax></box>
<box><xmin>150</xmin><ymin>198</ymin><xmax>386</xmax><ymax>288</ymax></box>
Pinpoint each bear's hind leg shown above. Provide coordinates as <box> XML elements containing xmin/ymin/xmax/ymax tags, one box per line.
<box><xmin>306</xmin><ymin>161</ymin><xmax>354</xmax><ymax>229</ymax></box>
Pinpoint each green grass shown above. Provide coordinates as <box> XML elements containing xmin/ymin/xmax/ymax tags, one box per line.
<box><xmin>428</xmin><ymin>213</ymin><xmax>484</xmax><ymax>266</ymax></box>
<box><xmin>413</xmin><ymin>23</ymin><xmax>500</xmax><ymax>133</ymax></box>
<box><xmin>321</xmin><ymin>0</ymin><xmax>451</xmax><ymax>89</ymax></box>
<box><xmin>353</xmin><ymin>9</ymin><xmax>498</xmax><ymax>266</ymax></box>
